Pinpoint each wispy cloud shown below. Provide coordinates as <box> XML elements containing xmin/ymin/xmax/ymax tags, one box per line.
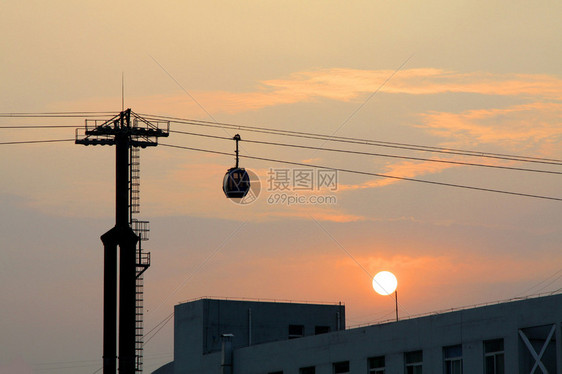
<box><xmin>338</xmin><ymin>160</ymin><xmax>455</xmax><ymax>190</ymax></box>
<box><xmin>179</xmin><ymin>69</ymin><xmax>562</xmax><ymax>114</ymax></box>
<box><xmin>419</xmin><ymin>102</ymin><xmax>562</xmax><ymax>149</ymax></box>
<box><xmin>54</xmin><ymin>68</ymin><xmax>562</xmax><ymax>115</ymax></box>
<box><xmin>262</xmin><ymin>209</ymin><xmax>366</xmax><ymax>223</ymax></box>
<box><xmin>195</xmin><ymin>68</ymin><xmax>562</xmax><ymax>113</ymax></box>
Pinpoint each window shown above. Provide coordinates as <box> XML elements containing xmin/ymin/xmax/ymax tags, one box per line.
<box><xmin>299</xmin><ymin>366</ymin><xmax>315</xmax><ymax>374</ymax></box>
<box><xmin>519</xmin><ymin>325</ymin><xmax>557</xmax><ymax>373</ymax></box>
<box><xmin>333</xmin><ymin>361</ymin><xmax>349</xmax><ymax>374</ymax></box>
<box><xmin>443</xmin><ymin>345</ymin><xmax>463</xmax><ymax>374</ymax></box>
<box><xmin>368</xmin><ymin>356</ymin><xmax>385</xmax><ymax>374</ymax></box>
<box><xmin>405</xmin><ymin>350</ymin><xmax>423</xmax><ymax>374</ymax></box>
<box><xmin>315</xmin><ymin>325</ymin><xmax>331</xmax><ymax>335</ymax></box>
<box><xmin>484</xmin><ymin>339</ymin><xmax>504</xmax><ymax>374</ymax></box>
<box><xmin>289</xmin><ymin>324</ymin><xmax>304</xmax><ymax>339</ymax></box>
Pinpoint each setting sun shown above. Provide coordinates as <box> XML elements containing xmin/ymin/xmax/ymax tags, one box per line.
<box><xmin>372</xmin><ymin>271</ymin><xmax>398</xmax><ymax>296</ymax></box>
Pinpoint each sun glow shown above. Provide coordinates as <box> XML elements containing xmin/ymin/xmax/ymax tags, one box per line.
<box><xmin>372</xmin><ymin>271</ymin><xmax>398</xmax><ymax>296</ymax></box>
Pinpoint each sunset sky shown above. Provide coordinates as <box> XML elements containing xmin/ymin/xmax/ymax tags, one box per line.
<box><xmin>1</xmin><ymin>1</ymin><xmax>561</xmax><ymax>373</ymax></box>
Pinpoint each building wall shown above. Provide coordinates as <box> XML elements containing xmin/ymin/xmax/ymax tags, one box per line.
<box><xmin>173</xmin><ymin>300</ymin><xmax>206</xmax><ymax>373</ymax></box>
<box><xmin>154</xmin><ymin>294</ymin><xmax>562</xmax><ymax>374</ymax></box>
<box><xmin>171</xmin><ymin>298</ymin><xmax>345</xmax><ymax>373</ymax></box>
<box><xmin>200</xmin><ymin>299</ymin><xmax>345</xmax><ymax>354</ymax></box>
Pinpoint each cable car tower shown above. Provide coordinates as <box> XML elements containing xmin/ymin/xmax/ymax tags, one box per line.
<box><xmin>76</xmin><ymin>109</ymin><xmax>169</xmax><ymax>374</ymax></box>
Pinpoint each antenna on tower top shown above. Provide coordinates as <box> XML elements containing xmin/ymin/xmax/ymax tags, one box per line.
<box><xmin>122</xmin><ymin>72</ymin><xmax>125</xmax><ymax>111</ymax></box>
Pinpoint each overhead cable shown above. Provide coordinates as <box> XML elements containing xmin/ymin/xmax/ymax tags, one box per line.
<box><xmin>160</xmin><ymin>143</ymin><xmax>562</xmax><ymax>202</ymax></box>
<box><xmin>0</xmin><ymin>125</ymin><xmax>78</xmax><ymax>129</ymax></box>
<box><xmin>169</xmin><ymin>129</ymin><xmax>562</xmax><ymax>175</ymax></box>
<box><xmin>142</xmin><ymin>114</ymin><xmax>562</xmax><ymax>166</ymax></box>
<box><xmin>0</xmin><ymin>111</ymin><xmax>116</xmax><ymax>118</ymax></box>
<box><xmin>0</xmin><ymin>139</ymin><xmax>74</xmax><ymax>145</ymax></box>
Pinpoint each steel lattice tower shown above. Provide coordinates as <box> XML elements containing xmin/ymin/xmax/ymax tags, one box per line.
<box><xmin>76</xmin><ymin>109</ymin><xmax>169</xmax><ymax>374</ymax></box>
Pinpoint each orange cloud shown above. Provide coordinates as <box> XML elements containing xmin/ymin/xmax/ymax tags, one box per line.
<box><xmin>263</xmin><ymin>209</ymin><xmax>366</xmax><ymax>223</ymax></box>
<box><xmin>52</xmin><ymin>68</ymin><xmax>562</xmax><ymax>115</ymax></box>
<box><xmin>225</xmin><ymin>68</ymin><xmax>562</xmax><ymax>113</ymax></box>
<box><xmin>384</xmin><ymin>71</ymin><xmax>562</xmax><ymax>98</ymax></box>
<box><xmin>419</xmin><ymin>102</ymin><xmax>562</xmax><ymax>150</ymax></box>
<box><xmin>339</xmin><ymin>160</ymin><xmax>455</xmax><ymax>190</ymax></box>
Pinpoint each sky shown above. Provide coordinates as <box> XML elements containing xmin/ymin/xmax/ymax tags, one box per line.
<box><xmin>1</xmin><ymin>1</ymin><xmax>561</xmax><ymax>373</ymax></box>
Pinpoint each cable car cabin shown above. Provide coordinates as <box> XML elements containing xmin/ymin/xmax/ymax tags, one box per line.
<box><xmin>223</xmin><ymin>167</ymin><xmax>251</xmax><ymax>198</ymax></box>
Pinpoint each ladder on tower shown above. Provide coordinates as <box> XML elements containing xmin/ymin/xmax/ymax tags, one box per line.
<box><xmin>135</xmin><ymin>274</ymin><xmax>145</xmax><ymax>372</ymax></box>
<box><xmin>130</xmin><ymin>145</ymin><xmax>150</xmax><ymax>373</ymax></box>
<box><xmin>133</xmin><ymin>219</ymin><xmax>150</xmax><ymax>373</ymax></box>
<box><xmin>130</xmin><ymin>147</ymin><xmax>141</xmax><ymax>216</ymax></box>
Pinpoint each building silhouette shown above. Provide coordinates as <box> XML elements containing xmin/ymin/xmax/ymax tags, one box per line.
<box><xmin>153</xmin><ymin>293</ymin><xmax>562</xmax><ymax>373</ymax></box>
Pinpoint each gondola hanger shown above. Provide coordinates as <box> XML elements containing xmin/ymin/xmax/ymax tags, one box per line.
<box><xmin>222</xmin><ymin>134</ymin><xmax>251</xmax><ymax>199</ymax></box>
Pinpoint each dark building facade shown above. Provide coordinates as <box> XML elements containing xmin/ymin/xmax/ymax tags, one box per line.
<box><xmin>154</xmin><ymin>294</ymin><xmax>562</xmax><ymax>374</ymax></box>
